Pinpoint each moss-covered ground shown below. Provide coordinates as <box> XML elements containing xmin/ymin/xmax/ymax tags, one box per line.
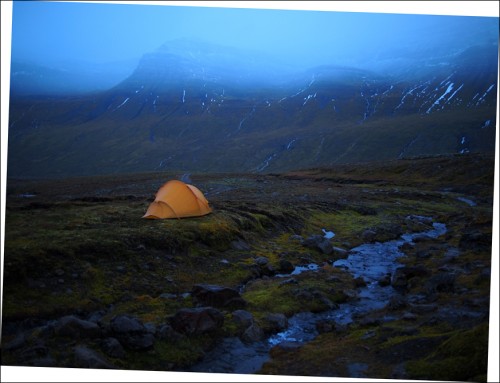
<box><xmin>1</xmin><ymin>153</ymin><xmax>495</xmax><ymax>381</ymax></box>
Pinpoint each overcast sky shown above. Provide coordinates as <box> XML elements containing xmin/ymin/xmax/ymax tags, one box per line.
<box><xmin>10</xmin><ymin>1</ymin><xmax>499</xmax><ymax>70</ymax></box>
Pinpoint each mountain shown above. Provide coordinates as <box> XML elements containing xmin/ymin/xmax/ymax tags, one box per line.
<box><xmin>7</xmin><ymin>39</ymin><xmax>498</xmax><ymax>178</ymax></box>
<box><xmin>9</xmin><ymin>59</ymin><xmax>138</xmax><ymax>96</ymax></box>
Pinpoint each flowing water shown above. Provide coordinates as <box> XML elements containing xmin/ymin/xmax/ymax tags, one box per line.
<box><xmin>190</xmin><ymin>220</ymin><xmax>447</xmax><ymax>374</ymax></box>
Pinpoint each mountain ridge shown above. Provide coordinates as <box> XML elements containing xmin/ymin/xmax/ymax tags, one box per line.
<box><xmin>7</xmin><ymin>39</ymin><xmax>498</xmax><ymax>178</ymax></box>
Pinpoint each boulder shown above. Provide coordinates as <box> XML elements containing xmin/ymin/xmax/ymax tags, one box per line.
<box><xmin>157</xmin><ymin>323</ymin><xmax>185</xmax><ymax>342</ymax></box>
<box><xmin>425</xmin><ymin>272</ymin><xmax>456</xmax><ymax>293</ymax></box>
<box><xmin>302</xmin><ymin>235</ymin><xmax>333</xmax><ymax>254</ymax></box>
<box><xmin>278</xmin><ymin>259</ymin><xmax>295</xmax><ymax>274</ymax></box>
<box><xmin>391</xmin><ymin>266</ymin><xmax>430</xmax><ymax>292</ymax></box>
<box><xmin>264</xmin><ymin>313</ymin><xmax>288</xmax><ymax>333</ymax></box>
<box><xmin>332</xmin><ymin>246</ymin><xmax>349</xmax><ymax>259</ymax></box>
<box><xmin>192</xmin><ymin>284</ymin><xmax>247</xmax><ymax>309</ymax></box>
<box><xmin>101</xmin><ymin>337</ymin><xmax>125</xmax><ymax>359</ymax></box>
<box><xmin>241</xmin><ymin>323</ymin><xmax>265</xmax><ymax>343</ymax></box>
<box><xmin>232</xmin><ymin>310</ymin><xmax>254</xmax><ymax>330</ymax></box>
<box><xmin>316</xmin><ymin>319</ymin><xmax>336</xmax><ymax>333</ymax></box>
<box><xmin>361</xmin><ymin>229</ymin><xmax>377</xmax><ymax>242</ymax></box>
<box><xmin>170</xmin><ymin>307</ymin><xmax>224</xmax><ymax>335</ymax></box>
<box><xmin>109</xmin><ymin>315</ymin><xmax>154</xmax><ymax>350</ymax></box>
<box><xmin>54</xmin><ymin>315</ymin><xmax>101</xmax><ymax>339</ymax></box>
<box><xmin>74</xmin><ymin>346</ymin><xmax>115</xmax><ymax>369</ymax></box>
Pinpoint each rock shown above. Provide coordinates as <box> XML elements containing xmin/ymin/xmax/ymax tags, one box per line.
<box><xmin>263</xmin><ymin>313</ymin><xmax>288</xmax><ymax>333</ymax></box>
<box><xmin>170</xmin><ymin>307</ymin><xmax>224</xmax><ymax>335</ymax></box>
<box><xmin>387</xmin><ymin>295</ymin><xmax>407</xmax><ymax>310</ymax></box>
<box><xmin>101</xmin><ymin>337</ymin><xmax>125</xmax><ymax>358</ymax></box>
<box><xmin>410</xmin><ymin>303</ymin><xmax>438</xmax><ymax>314</ymax></box>
<box><xmin>332</xmin><ymin>246</ymin><xmax>349</xmax><ymax>259</ymax></box>
<box><xmin>110</xmin><ymin>315</ymin><xmax>144</xmax><ymax>333</ymax></box>
<box><xmin>279</xmin><ymin>278</ymin><xmax>298</xmax><ymax>287</ymax></box>
<box><xmin>232</xmin><ymin>310</ymin><xmax>254</xmax><ymax>330</ymax></box>
<box><xmin>109</xmin><ymin>315</ymin><xmax>154</xmax><ymax>350</ymax></box>
<box><xmin>378</xmin><ymin>273</ymin><xmax>392</xmax><ymax>287</ymax></box>
<box><xmin>278</xmin><ymin>259</ymin><xmax>295</xmax><ymax>274</ymax></box>
<box><xmin>425</xmin><ymin>272</ymin><xmax>456</xmax><ymax>293</ymax></box>
<box><xmin>259</xmin><ymin>263</ymin><xmax>276</xmax><ymax>277</ymax></box>
<box><xmin>302</xmin><ymin>235</ymin><xmax>333</xmax><ymax>254</ymax></box>
<box><xmin>405</xmin><ymin>215</ymin><xmax>433</xmax><ymax>232</ymax></box>
<box><xmin>241</xmin><ymin>323</ymin><xmax>265</xmax><ymax>343</ymax></box>
<box><xmin>254</xmin><ymin>256</ymin><xmax>269</xmax><ymax>266</ymax></box>
<box><xmin>74</xmin><ymin>346</ymin><xmax>115</xmax><ymax>369</ymax></box>
<box><xmin>316</xmin><ymin>320</ymin><xmax>336</xmax><ymax>333</ymax></box>
<box><xmin>354</xmin><ymin>277</ymin><xmax>367</xmax><ymax>287</ymax></box>
<box><xmin>231</xmin><ymin>239</ymin><xmax>251</xmax><ymax>251</ymax></box>
<box><xmin>144</xmin><ymin>322</ymin><xmax>156</xmax><ymax>334</ymax></box>
<box><xmin>289</xmin><ymin>235</ymin><xmax>304</xmax><ymax>242</ymax></box>
<box><xmin>54</xmin><ymin>315</ymin><xmax>101</xmax><ymax>339</ymax></box>
<box><xmin>362</xmin><ymin>229</ymin><xmax>377</xmax><ymax>242</ymax></box>
<box><xmin>19</xmin><ymin>342</ymin><xmax>48</xmax><ymax>362</ymax></box>
<box><xmin>158</xmin><ymin>324</ymin><xmax>185</xmax><ymax>342</ymax></box>
<box><xmin>3</xmin><ymin>332</ymin><xmax>27</xmax><ymax>351</ymax></box>
<box><xmin>391</xmin><ymin>266</ymin><xmax>430</xmax><ymax>292</ymax></box>
<box><xmin>192</xmin><ymin>284</ymin><xmax>247</xmax><ymax>309</ymax></box>
<box><xmin>271</xmin><ymin>341</ymin><xmax>302</xmax><ymax>353</ymax></box>
<box><xmin>402</xmin><ymin>312</ymin><xmax>417</xmax><ymax>321</ymax></box>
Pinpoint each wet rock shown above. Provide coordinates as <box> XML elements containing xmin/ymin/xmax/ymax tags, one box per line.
<box><xmin>259</xmin><ymin>263</ymin><xmax>276</xmax><ymax>277</ymax></box>
<box><xmin>192</xmin><ymin>284</ymin><xmax>247</xmax><ymax>309</ymax></box>
<box><xmin>391</xmin><ymin>266</ymin><xmax>430</xmax><ymax>292</ymax></box>
<box><xmin>232</xmin><ymin>310</ymin><xmax>254</xmax><ymax>330</ymax></box>
<box><xmin>354</xmin><ymin>277</ymin><xmax>367</xmax><ymax>287</ymax></box>
<box><xmin>101</xmin><ymin>337</ymin><xmax>125</xmax><ymax>358</ymax></box>
<box><xmin>302</xmin><ymin>235</ymin><xmax>333</xmax><ymax>254</ymax></box>
<box><xmin>332</xmin><ymin>246</ymin><xmax>349</xmax><ymax>259</ymax></box>
<box><xmin>271</xmin><ymin>341</ymin><xmax>302</xmax><ymax>353</ymax></box>
<box><xmin>54</xmin><ymin>315</ymin><xmax>101</xmax><ymax>339</ymax></box>
<box><xmin>170</xmin><ymin>307</ymin><xmax>224</xmax><ymax>335</ymax></box>
<box><xmin>278</xmin><ymin>259</ymin><xmax>294</xmax><ymax>273</ymax></box>
<box><xmin>362</xmin><ymin>229</ymin><xmax>377</xmax><ymax>242</ymax></box>
<box><xmin>405</xmin><ymin>215</ymin><xmax>433</xmax><ymax>232</ymax></box>
<box><xmin>109</xmin><ymin>315</ymin><xmax>154</xmax><ymax>350</ymax></box>
<box><xmin>241</xmin><ymin>323</ymin><xmax>265</xmax><ymax>343</ymax></box>
<box><xmin>316</xmin><ymin>319</ymin><xmax>336</xmax><ymax>333</ymax></box>
<box><xmin>263</xmin><ymin>313</ymin><xmax>288</xmax><ymax>333</ymax></box>
<box><xmin>378</xmin><ymin>273</ymin><xmax>392</xmax><ymax>287</ymax></box>
<box><xmin>74</xmin><ymin>345</ymin><xmax>115</xmax><ymax>369</ymax></box>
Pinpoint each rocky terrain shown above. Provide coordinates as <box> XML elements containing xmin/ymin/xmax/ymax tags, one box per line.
<box><xmin>1</xmin><ymin>153</ymin><xmax>494</xmax><ymax>381</ymax></box>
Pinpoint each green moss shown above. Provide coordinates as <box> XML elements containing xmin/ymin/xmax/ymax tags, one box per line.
<box><xmin>406</xmin><ymin>323</ymin><xmax>489</xmax><ymax>382</ymax></box>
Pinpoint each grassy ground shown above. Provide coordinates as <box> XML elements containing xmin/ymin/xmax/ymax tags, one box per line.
<box><xmin>1</xmin><ymin>153</ymin><xmax>495</xmax><ymax>381</ymax></box>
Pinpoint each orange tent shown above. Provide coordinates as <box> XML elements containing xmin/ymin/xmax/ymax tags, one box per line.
<box><xmin>142</xmin><ymin>180</ymin><xmax>212</xmax><ymax>219</ymax></box>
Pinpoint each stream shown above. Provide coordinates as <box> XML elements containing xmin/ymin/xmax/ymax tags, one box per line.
<box><xmin>190</xmin><ymin>219</ymin><xmax>447</xmax><ymax>374</ymax></box>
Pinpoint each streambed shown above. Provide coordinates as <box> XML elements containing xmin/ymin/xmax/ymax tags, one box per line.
<box><xmin>190</xmin><ymin>219</ymin><xmax>447</xmax><ymax>374</ymax></box>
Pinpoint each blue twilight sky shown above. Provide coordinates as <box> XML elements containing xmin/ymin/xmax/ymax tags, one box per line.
<box><xmin>10</xmin><ymin>1</ymin><xmax>499</xmax><ymax>71</ymax></box>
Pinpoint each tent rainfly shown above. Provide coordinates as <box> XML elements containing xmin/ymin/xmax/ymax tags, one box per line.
<box><xmin>142</xmin><ymin>180</ymin><xmax>212</xmax><ymax>219</ymax></box>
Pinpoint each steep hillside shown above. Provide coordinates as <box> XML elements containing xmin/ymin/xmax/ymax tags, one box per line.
<box><xmin>7</xmin><ymin>40</ymin><xmax>498</xmax><ymax>178</ymax></box>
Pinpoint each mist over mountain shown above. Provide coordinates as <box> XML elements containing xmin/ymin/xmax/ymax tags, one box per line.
<box><xmin>7</xmin><ymin>35</ymin><xmax>498</xmax><ymax>177</ymax></box>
